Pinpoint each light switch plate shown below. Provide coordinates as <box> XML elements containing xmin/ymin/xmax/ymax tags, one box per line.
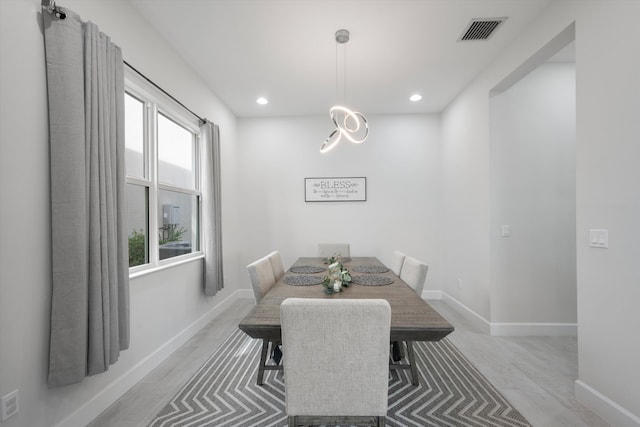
<box><xmin>589</xmin><ymin>229</ymin><xmax>608</xmax><ymax>248</ymax></box>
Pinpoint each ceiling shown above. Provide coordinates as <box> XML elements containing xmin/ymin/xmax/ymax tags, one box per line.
<box><xmin>128</xmin><ymin>0</ymin><xmax>554</xmax><ymax>118</ymax></box>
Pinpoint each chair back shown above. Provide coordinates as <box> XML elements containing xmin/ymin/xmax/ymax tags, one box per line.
<box><xmin>318</xmin><ymin>243</ymin><xmax>350</xmax><ymax>258</ymax></box>
<box><xmin>247</xmin><ymin>255</ymin><xmax>276</xmax><ymax>304</ymax></box>
<box><xmin>390</xmin><ymin>250</ymin><xmax>406</xmax><ymax>276</ymax></box>
<box><xmin>267</xmin><ymin>250</ymin><xmax>285</xmax><ymax>281</ymax></box>
<box><xmin>281</xmin><ymin>298</ymin><xmax>390</xmax><ymax>418</ymax></box>
<box><xmin>400</xmin><ymin>256</ymin><xmax>428</xmax><ymax>297</ymax></box>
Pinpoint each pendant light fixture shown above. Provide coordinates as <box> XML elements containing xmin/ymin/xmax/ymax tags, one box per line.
<box><xmin>320</xmin><ymin>29</ymin><xmax>369</xmax><ymax>153</ymax></box>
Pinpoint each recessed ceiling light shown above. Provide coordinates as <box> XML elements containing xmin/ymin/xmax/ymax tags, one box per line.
<box><xmin>256</xmin><ymin>97</ymin><xmax>268</xmax><ymax>105</ymax></box>
<box><xmin>409</xmin><ymin>94</ymin><xmax>422</xmax><ymax>102</ymax></box>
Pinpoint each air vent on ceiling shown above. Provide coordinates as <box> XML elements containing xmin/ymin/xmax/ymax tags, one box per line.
<box><xmin>459</xmin><ymin>17</ymin><xmax>507</xmax><ymax>41</ymax></box>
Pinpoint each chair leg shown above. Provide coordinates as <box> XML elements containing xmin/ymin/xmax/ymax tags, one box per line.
<box><xmin>271</xmin><ymin>340</ymin><xmax>283</xmax><ymax>365</ymax></box>
<box><xmin>377</xmin><ymin>415</ymin><xmax>386</xmax><ymax>426</ymax></box>
<box><xmin>287</xmin><ymin>415</ymin><xmax>296</xmax><ymax>427</ymax></box>
<box><xmin>257</xmin><ymin>338</ymin><xmax>269</xmax><ymax>386</ymax></box>
<box><xmin>406</xmin><ymin>341</ymin><xmax>419</xmax><ymax>386</ymax></box>
<box><xmin>391</xmin><ymin>341</ymin><xmax>403</xmax><ymax>362</ymax></box>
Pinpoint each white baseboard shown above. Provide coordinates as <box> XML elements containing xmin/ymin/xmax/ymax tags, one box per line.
<box><xmin>428</xmin><ymin>291</ymin><xmax>576</xmax><ymax>336</ymax></box>
<box><xmin>430</xmin><ymin>291</ymin><xmax>492</xmax><ymax>335</ymax></box>
<box><xmin>575</xmin><ymin>380</ymin><xmax>640</xmax><ymax>427</ymax></box>
<box><xmin>54</xmin><ymin>289</ymin><xmax>251</xmax><ymax>427</ymax></box>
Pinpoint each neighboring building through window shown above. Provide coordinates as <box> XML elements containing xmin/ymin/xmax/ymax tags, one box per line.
<box><xmin>124</xmin><ymin>70</ymin><xmax>201</xmax><ymax>271</ymax></box>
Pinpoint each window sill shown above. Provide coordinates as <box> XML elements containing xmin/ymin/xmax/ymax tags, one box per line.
<box><xmin>129</xmin><ymin>252</ymin><xmax>205</xmax><ymax>280</ymax></box>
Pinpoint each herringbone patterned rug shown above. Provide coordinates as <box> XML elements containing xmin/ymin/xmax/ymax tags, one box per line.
<box><xmin>148</xmin><ymin>328</ymin><xmax>530</xmax><ymax>427</ymax></box>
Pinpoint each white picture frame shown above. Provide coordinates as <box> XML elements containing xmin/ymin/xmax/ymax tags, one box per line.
<box><xmin>304</xmin><ymin>177</ymin><xmax>367</xmax><ymax>202</ymax></box>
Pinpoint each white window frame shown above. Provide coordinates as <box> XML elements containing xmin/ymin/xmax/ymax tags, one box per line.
<box><xmin>125</xmin><ymin>68</ymin><xmax>203</xmax><ymax>277</ymax></box>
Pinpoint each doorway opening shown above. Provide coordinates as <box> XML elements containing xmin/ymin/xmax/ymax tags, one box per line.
<box><xmin>489</xmin><ymin>23</ymin><xmax>576</xmax><ymax>335</ymax></box>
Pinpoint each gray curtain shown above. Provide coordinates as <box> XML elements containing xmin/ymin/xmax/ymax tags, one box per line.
<box><xmin>200</xmin><ymin>121</ymin><xmax>224</xmax><ymax>295</ymax></box>
<box><xmin>43</xmin><ymin>8</ymin><xmax>129</xmax><ymax>387</ymax></box>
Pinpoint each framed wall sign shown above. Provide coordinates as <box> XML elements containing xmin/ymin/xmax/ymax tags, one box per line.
<box><xmin>305</xmin><ymin>177</ymin><xmax>367</xmax><ymax>202</ymax></box>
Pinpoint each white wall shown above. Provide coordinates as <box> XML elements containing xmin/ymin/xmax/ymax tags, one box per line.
<box><xmin>490</xmin><ymin>62</ymin><xmax>576</xmax><ymax>325</ymax></box>
<box><xmin>0</xmin><ymin>1</ymin><xmax>241</xmax><ymax>426</ymax></box>
<box><xmin>237</xmin><ymin>114</ymin><xmax>442</xmax><ymax>286</ymax></box>
<box><xmin>440</xmin><ymin>83</ymin><xmax>493</xmax><ymax>320</ymax></box>
<box><xmin>441</xmin><ymin>1</ymin><xmax>640</xmax><ymax>424</ymax></box>
<box><xmin>0</xmin><ymin>2</ymin><xmax>51</xmax><ymax>427</ymax></box>
<box><xmin>573</xmin><ymin>2</ymin><xmax>640</xmax><ymax>424</ymax></box>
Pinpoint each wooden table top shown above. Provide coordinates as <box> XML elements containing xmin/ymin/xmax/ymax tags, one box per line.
<box><xmin>238</xmin><ymin>257</ymin><xmax>454</xmax><ymax>342</ymax></box>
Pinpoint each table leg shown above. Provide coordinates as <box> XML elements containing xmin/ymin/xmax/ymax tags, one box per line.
<box><xmin>406</xmin><ymin>341</ymin><xmax>419</xmax><ymax>386</ymax></box>
<box><xmin>257</xmin><ymin>338</ymin><xmax>269</xmax><ymax>386</ymax></box>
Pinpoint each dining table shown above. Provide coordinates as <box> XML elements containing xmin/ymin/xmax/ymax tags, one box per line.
<box><xmin>238</xmin><ymin>256</ymin><xmax>454</xmax><ymax>386</ymax></box>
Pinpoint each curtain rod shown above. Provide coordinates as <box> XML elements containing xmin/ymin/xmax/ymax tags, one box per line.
<box><xmin>40</xmin><ymin>0</ymin><xmax>206</xmax><ymax>124</ymax></box>
<box><xmin>124</xmin><ymin>60</ymin><xmax>207</xmax><ymax>125</ymax></box>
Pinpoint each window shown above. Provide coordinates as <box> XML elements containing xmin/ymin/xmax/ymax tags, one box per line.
<box><xmin>124</xmin><ymin>72</ymin><xmax>201</xmax><ymax>271</ymax></box>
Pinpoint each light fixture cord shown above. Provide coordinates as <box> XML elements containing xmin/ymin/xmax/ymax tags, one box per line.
<box><xmin>335</xmin><ymin>38</ymin><xmax>348</xmax><ymax>104</ymax></box>
<box><xmin>343</xmin><ymin>42</ymin><xmax>347</xmax><ymax>105</ymax></box>
<box><xmin>335</xmin><ymin>41</ymin><xmax>339</xmax><ymax>100</ymax></box>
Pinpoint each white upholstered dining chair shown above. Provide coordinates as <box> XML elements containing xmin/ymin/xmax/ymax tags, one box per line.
<box><xmin>318</xmin><ymin>243</ymin><xmax>350</xmax><ymax>258</ymax></box>
<box><xmin>246</xmin><ymin>255</ymin><xmax>281</xmax><ymax>385</ymax></box>
<box><xmin>281</xmin><ymin>298</ymin><xmax>390</xmax><ymax>427</ymax></box>
<box><xmin>390</xmin><ymin>250</ymin><xmax>406</xmax><ymax>276</ymax></box>
<box><xmin>393</xmin><ymin>255</ymin><xmax>429</xmax><ymax>383</ymax></box>
<box><xmin>267</xmin><ymin>250</ymin><xmax>285</xmax><ymax>281</ymax></box>
<box><xmin>400</xmin><ymin>255</ymin><xmax>428</xmax><ymax>297</ymax></box>
<box><xmin>247</xmin><ymin>255</ymin><xmax>276</xmax><ymax>304</ymax></box>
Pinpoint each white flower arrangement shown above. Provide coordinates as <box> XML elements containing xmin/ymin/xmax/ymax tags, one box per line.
<box><xmin>322</xmin><ymin>258</ymin><xmax>352</xmax><ymax>293</ymax></box>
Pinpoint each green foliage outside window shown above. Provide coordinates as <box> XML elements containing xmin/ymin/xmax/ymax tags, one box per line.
<box><xmin>159</xmin><ymin>224</ymin><xmax>187</xmax><ymax>245</ymax></box>
<box><xmin>128</xmin><ymin>229</ymin><xmax>146</xmax><ymax>267</ymax></box>
<box><xmin>129</xmin><ymin>225</ymin><xmax>189</xmax><ymax>267</ymax></box>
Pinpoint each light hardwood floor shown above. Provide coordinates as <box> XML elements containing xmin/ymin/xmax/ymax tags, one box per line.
<box><xmin>89</xmin><ymin>298</ymin><xmax>609</xmax><ymax>427</ymax></box>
